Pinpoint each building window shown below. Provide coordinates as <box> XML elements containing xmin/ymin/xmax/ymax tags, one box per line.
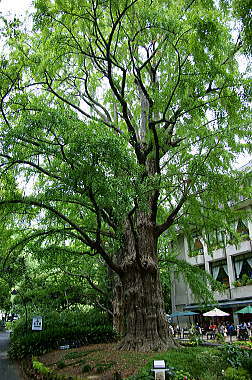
<box><xmin>210</xmin><ymin>260</ymin><xmax>229</xmax><ymax>287</ymax></box>
<box><xmin>236</xmin><ymin>219</ymin><xmax>250</xmax><ymax>240</ymax></box>
<box><xmin>194</xmin><ymin>238</ymin><xmax>203</xmax><ymax>252</ymax></box>
<box><xmin>187</xmin><ymin>233</ymin><xmax>204</xmax><ymax>257</ymax></box>
<box><xmin>233</xmin><ymin>253</ymin><xmax>252</xmax><ymax>281</ymax></box>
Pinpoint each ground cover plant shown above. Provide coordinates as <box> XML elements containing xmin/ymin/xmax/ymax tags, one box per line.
<box><xmin>36</xmin><ymin>343</ymin><xmax>230</xmax><ymax>380</ymax></box>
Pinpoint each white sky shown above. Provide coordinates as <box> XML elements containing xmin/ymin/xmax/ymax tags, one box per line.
<box><xmin>1</xmin><ymin>0</ymin><xmax>250</xmax><ymax>168</ymax></box>
<box><xmin>0</xmin><ymin>0</ymin><xmax>33</xmax><ymax>17</ymax></box>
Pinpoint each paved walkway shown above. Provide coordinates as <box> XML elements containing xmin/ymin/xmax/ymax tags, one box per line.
<box><xmin>0</xmin><ymin>331</ymin><xmax>23</xmax><ymax>380</ymax></box>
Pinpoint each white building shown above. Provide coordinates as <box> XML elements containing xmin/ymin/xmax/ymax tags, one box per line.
<box><xmin>171</xmin><ymin>162</ymin><xmax>252</xmax><ymax>326</ymax></box>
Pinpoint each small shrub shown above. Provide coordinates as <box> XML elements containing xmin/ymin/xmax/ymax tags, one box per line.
<box><xmin>223</xmin><ymin>366</ymin><xmax>249</xmax><ymax>380</ymax></box>
<box><xmin>232</xmin><ymin>280</ymin><xmax>241</xmax><ymax>287</ymax></box>
<box><xmin>5</xmin><ymin>321</ymin><xmax>13</xmax><ymax>330</ymax></box>
<box><xmin>81</xmin><ymin>364</ymin><xmax>93</xmax><ymax>373</ymax></box>
<box><xmin>216</xmin><ymin>332</ymin><xmax>225</xmax><ymax>344</ymax></box>
<box><xmin>32</xmin><ymin>357</ymin><xmax>52</xmax><ymax>376</ymax></box>
<box><xmin>174</xmin><ymin>369</ymin><xmax>193</xmax><ymax>379</ymax></box>
<box><xmin>63</xmin><ymin>351</ymin><xmax>86</xmax><ymax>360</ymax></box>
<box><xmin>241</xmin><ymin>274</ymin><xmax>249</xmax><ymax>286</ymax></box>
<box><xmin>57</xmin><ymin>360</ymin><xmax>66</xmax><ymax>369</ymax></box>
<box><xmin>220</xmin><ymin>344</ymin><xmax>250</xmax><ymax>368</ymax></box>
<box><xmin>8</xmin><ymin>309</ymin><xmax>116</xmax><ymax>359</ymax></box>
<box><xmin>233</xmin><ymin>340</ymin><xmax>252</xmax><ymax>348</ymax></box>
<box><xmin>95</xmin><ymin>362</ymin><xmax>114</xmax><ymax>373</ymax></box>
<box><xmin>241</xmin><ymin>356</ymin><xmax>252</xmax><ymax>376</ymax></box>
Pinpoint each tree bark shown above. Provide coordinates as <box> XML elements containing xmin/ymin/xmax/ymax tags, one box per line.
<box><xmin>114</xmin><ymin>213</ymin><xmax>177</xmax><ymax>351</ymax></box>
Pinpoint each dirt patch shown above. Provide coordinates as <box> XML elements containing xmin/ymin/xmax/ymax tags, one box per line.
<box><xmin>38</xmin><ymin>343</ymin><xmax>157</xmax><ymax>379</ymax></box>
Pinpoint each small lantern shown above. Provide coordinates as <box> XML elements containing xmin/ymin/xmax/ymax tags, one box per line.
<box><xmin>151</xmin><ymin>360</ymin><xmax>168</xmax><ymax>380</ymax></box>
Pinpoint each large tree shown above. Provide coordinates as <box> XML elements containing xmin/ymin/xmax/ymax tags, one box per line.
<box><xmin>0</xmin><ymin>0</ymin><xmax>251</xmax><ymax>350</ymax></box>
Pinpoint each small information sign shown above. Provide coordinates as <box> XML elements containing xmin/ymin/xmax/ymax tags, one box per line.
<box><xmin>32</xmin><ymin>316</ymin><xmax>43</xmax><ymax>331</ymax></box>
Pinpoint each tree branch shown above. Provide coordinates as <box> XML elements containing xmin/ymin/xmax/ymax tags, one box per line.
<box><xmin>156</xmin><ymin>194</ymin><xmax>187</xmax><ymax>237</ymax></box>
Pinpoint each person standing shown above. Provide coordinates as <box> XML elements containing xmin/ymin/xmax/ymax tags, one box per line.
<box><xmin>238</xmin><ymin>322</ymin><xmax>248</xmax><ymax>340</ymax></box>
<box><xmin>227</xmin><ymin>323</ymin><xmax>235</xmax><ymax>342</ymax></box>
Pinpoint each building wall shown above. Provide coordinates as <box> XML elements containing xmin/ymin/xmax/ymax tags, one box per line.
<box><xmin>171</xmin><ymin>200</ymin><xmax>252</xmax><ymax>325</ymax></box>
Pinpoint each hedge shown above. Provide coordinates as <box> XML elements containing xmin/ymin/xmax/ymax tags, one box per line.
<box><xmin>9</xmin><ymin>310</ymin><xmax>116</xmax><ymax>359</ymax></box>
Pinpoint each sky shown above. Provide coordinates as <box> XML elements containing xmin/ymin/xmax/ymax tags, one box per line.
<box><xmin>0</xmin><ymin>0</ymin><xmax>34</xmax><ymax>17</ymax></box>
<box><xmin>1</xmin><ymin>0</ymin><xmax>251</xmax><ymax>169</ymax></box>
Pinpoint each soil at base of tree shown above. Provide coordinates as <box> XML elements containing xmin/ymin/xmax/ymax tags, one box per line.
<box><xmin>38</xmin><ymin>342</ymin><xmax>165</xmax><ymax>379</ymax></box>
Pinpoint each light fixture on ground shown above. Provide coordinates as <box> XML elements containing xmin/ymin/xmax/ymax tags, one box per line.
<box><xmin>151</xmin><ymin>360</ymin><xmax>171</xmax><ymax>380</ymax></box>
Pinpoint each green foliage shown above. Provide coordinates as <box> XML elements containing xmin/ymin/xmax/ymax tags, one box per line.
<box><xmin>128</xmin><ymin>347</ymin><xmax>227</xmax><ymax>380</ymax></box>
<box><xmin>173</xmin><ymin>369</ymin><xmax>194</xmax><ymax>380</ymax></box>
<box><xmin>32</xmin><ymin>357</ymin><xmax>80</xmax><ymax>379</ymax></box>
<box><xmin>241</xmin><ymin>274</ymin><xmax>250</xmax><ymax>286</ymax></box>
<box><xmin>232</xmin><ymin>0</ymin><xmax>252</xmax><ymax>55</ymax></box>
<box><xmin>94</xmin><ymin>362</ymin><xmax>115</xmax><ymax>373</ymax></box>
<box><xmin>216</xmin><ymin>332</ymin><xmax>226</xmax><ymax>344</ymax></box>
<box><xmin>5</xmin><ymin>321</ymin><xmax>13</xmax><ymax>330</ymax></box>
<box><xmin>32</xmin><ymin>357</ymin><xmax>52</xmax><ymax>375</ymax></box>
<box><xmin>242</xmin><ymin>356</ymin><xmax>252</xmax><ymax>376</ymax></box>
<box><xmin>9</xmin><ymin>323</ymin><xmax>116</xmax><ymax>360</ymax></box>
<box><xmin>223</xmin><ymin>366</ymin><xmax>250</xmax><ymax>380</ymax></box>
<box><xmin>81</xmin><ymin>364</ymin><xmax>93</xmax><ymax>373</ymax></box>
<box><xmin>232</xmin><ymin>280</ymin><xmax>242</xmax><ymax>287</ymax></box>
<box><xmin>161</xmin><ymin>253</ymin><xmax>225</xmax><ymax>305</ymax></box>
<box><xmin>63</xmin><ymin>351</ymin><xmax>89</xmax><ymax>360</ymax></box>
<box><xmin>8</xmin><ymin>309</ymin><xmax>116</xmax><ymax>359</ymax></box>
<box><xmin>57</xmin><ymin>360</ymin><xmax>66</xmax><ymax>369</ymax></box>
<box><xmin>220</xmin><ymin>344</ymin><xmax>251</xmax><ymax>369</ymax></box>
<box><xmin>233</xmin><ymin>340</ymin><xmax>252</xmax><ymax>348</ymax></box>
<box><xmin>0</xmin><ymin>0</ymin><xmax>251</xmax><ymax>349</ymax></box>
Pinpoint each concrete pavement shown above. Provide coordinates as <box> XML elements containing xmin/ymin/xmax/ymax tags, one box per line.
<box><xmin>0</xmin><ymin>331</ymin><xmax>23</xmax><ymax>380</ymax></box>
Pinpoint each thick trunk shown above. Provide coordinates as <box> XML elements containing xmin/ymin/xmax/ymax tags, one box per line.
<box><xmin>112</xmin><ymin>277</ymin><xmax>126</xmax><ymax>335</ymax></box>
<box><xmin>113</xmin><ymin>213</ymin><xmax>177</xmax><ymax>351</ymax></box>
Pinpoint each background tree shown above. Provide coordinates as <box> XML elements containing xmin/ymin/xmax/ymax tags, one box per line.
<box><xmin>0</xmin><ymin>0</ymin><xmax>251</xmax><ymax>351</ymax></box>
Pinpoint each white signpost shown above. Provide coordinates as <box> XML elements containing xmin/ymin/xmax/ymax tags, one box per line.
<box><xmin>32</xmin><ymin>316</ymin><xmax>43</xmax><ymax>331</ymax></box>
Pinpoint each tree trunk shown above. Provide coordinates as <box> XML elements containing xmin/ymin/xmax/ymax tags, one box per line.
<box><xmin>114</xmin><ymin>213</ymin><xmax>177</xmax><ymax>351</ymax></box>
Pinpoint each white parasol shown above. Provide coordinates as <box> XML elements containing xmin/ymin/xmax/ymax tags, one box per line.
<box><xmin>203</xmin><ymin>307</ymin><xmax>230</xmax><ymax>317</ymax></box>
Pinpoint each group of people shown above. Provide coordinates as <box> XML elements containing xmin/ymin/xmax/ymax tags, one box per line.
<box><xmin>169</xmin><ymin>320</ymin><xmax>252</xmax><ymax>340</ymax></box>
<box><xmin>208</xmin><ymin>321</ymin><xmax>252</xmax><ymax>340</ymax></box>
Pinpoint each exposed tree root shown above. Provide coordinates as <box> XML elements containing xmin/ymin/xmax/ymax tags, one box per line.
<box><xmin>117</xmin><ymin>334</ymin><xmax>179</xmax><ymax>352</ymax></box>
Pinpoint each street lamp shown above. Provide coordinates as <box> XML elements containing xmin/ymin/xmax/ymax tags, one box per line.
<box><xmin>11</xmin><ymin>289</ymin><xmax>28</xmax><ymax>334</ymax></box>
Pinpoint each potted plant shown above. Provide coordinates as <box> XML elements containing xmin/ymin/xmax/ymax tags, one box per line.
<box><xmin>232</xmin><ymin>280</ymin><xmax>241</xmax><ymax>287</ymax></box>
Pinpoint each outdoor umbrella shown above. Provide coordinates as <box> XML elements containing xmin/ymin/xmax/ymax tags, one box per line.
<box><xmin>169</xmin><ymin>311</ymin><xmax>199</xmax><ymax>328</ymax></box>
<box><xmin>169</xmin><ymin>311</ymin><xmax>198</xmax><ymax>317</ymax></box>
<box><xmin>203</xmin><ymin>307</ymin><xmax>230</xmax><ymax>317</ymax></box>
<box><xmin>235</xmin><ymin>305</ymin><xmax>252</xmax><ymax>314</ymax></box>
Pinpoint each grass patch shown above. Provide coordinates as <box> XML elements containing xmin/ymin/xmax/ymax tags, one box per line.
<box><xmin>63</xmin><ymin>349</ymin><xmax>99</xmax><ymax>360</ymax></box>
<box><xmin>81</xmin><ymin>364</ymin><xmax>93</xmax><ymax>373</ymax></box>
<box><xmin>56</xmin><ymin>360</ymin><xmax>66</xmax><ymax>369</ymax></box>
<box><xmin>39</xmin><ymin>343</ymin><xmax>230</xmax><ymax>380</ymax></box>
<box><xmin>95</xmin><ymin>362</ymin><xmax>115</xmax><ymax>373</ymax></box>
<box><xmin>129</xmin><ymin>346</ymin><xmax>228</xmax><ymax>380</ymax></box>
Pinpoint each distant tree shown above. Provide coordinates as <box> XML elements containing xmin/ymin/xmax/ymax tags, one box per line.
<box><xmin>0</xmin><ymin>0</ymin><xmax>250</xmax><ymax>351</ymax></box>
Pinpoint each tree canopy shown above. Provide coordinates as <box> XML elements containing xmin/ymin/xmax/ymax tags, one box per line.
<box><xmin>0</xmin><ymin>0</ymin><xmax>251</xmax><ymax>351</ymax></box>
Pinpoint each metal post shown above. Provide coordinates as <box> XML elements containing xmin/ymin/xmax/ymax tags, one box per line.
<box><xmin>11</xmin><ymin>289</ymin><xmax>28</xmax><ymax>334</ymax></box>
